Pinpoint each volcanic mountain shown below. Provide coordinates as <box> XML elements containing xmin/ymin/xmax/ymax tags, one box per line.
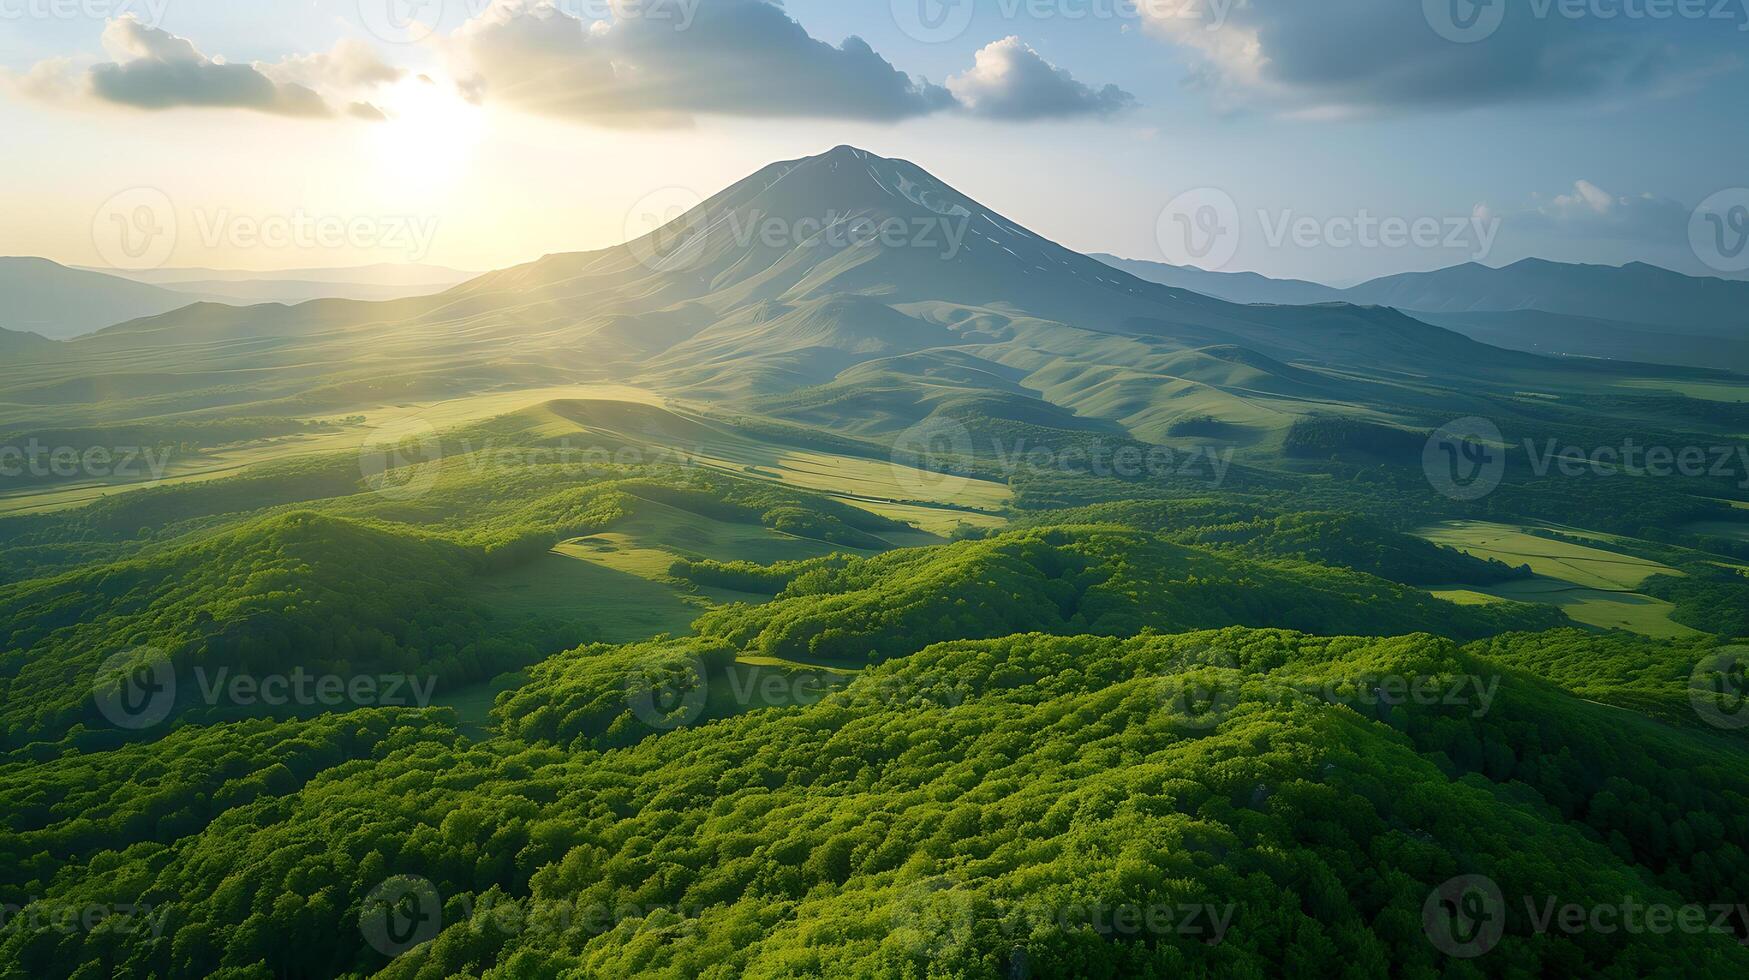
<box><xmin>19</xmin><ymin>146</ymin><xmax>1600</xmax><ymax>448</ymax></box>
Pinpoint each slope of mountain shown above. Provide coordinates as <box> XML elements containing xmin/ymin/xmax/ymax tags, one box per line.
<box><xmin>8</xmin><ymin>147</ymin><xmax>1749</xmax><ymax>980</ymax></box>
<box><xmin>1092</xmin><ymin>252</ymin><xmax>1342</xmax><ymax>306</ymax></box>
<box><xmin>1345</xmin><ymin>258</ymin><xmax>1749</xmax><ymax>338</ymax></box>
<box><xmin>7</xmin><ymin>147</ymin><xmax>1554</xmax><ymax>456</ymax></box>
<box><xmin>0</xmin><ymin>257</ymin><xmax>220</xmax><ymax>340</ymax></box>
<box><xmin>1412</xmin><ymin>309</ymin><xmax>1749</xmax><ymax>372</ymax></box>
<box><xmin>0</xmin><ymin>326</ymin><xmax>56</xmax><ymax>355</ymax></box>
<box><xmin>1100</xmin><ymin>253</ymin><xmax>1749</xmax><ymax>372</ymax></box>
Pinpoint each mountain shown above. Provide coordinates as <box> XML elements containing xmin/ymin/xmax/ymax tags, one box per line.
<box><xmin>1410</xmin><ymin>308</ymin><xmax>1749</xmax><ymax>372</ymax></box>
<box><xmin>1344</xmin><ymin>258</ymin><xmax>1749</xmax><ymax>338</ymax></box>
<box><xmin>0</xmin><ymin>257</ymin><xmax>221</xmax><ymax>340</ymax></box>
<box><xmin>105</xmin><ymin>262</ymin><xmax>477</xmax><ymax>287</ymax></box>
<box><xmin>16</xmin><ymin>146</ymin><xmax>1554</xmax><ymax>457</ymax></box>
<box><xmin>91</xmin><ymin>263</ymin><xmax>481</xmax><ymax>305</ymax></box>
<box><xmin>0</xmin><ymin>326</ymin><xmax>57</xmax><ymax>355</ymax></box>
<box><xmin>1091</xmin><ymin>253</ymin><xmax>1342</xmax><ymax>307</ymax></box>
<box><xmin>1100</xmin><ymin>254</ymin><xmax>1749</xmax><ymax>372</ymax></box>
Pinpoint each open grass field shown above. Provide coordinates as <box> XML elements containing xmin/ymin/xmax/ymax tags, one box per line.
<box><xmin>467</xmin><ymin>491</ymin><xmax>933</xmax><ymax>648</ymax></box>
<box><xmin>1418</xmin><ymin>521</ymin><xmax>1678</xmax><ymax>590</ymax></box>
<box><xmin>519</xmin><ymin>398</ymin><xmax>1014</xmax><ymax>514</ymax></box>
<box><xmin>1421</xmin><ymin>520</ymin><xmax>1700</xmax><ymax>638</ymax></box>
<box><xmin>0</xmin><ymin>384</ymin><xmax>674</xmax><ymax>516</ymax></box>
<box><xmin>1431</xmin><ymin>580</ymin><xmax>1701</xmax><ymax>639</ymax></box>
<box><xmin>0</xmin><ymin>387</ymin><xmax>1016</xmax><ymax>539</ymax></box>
<box><xmin>467</xmin><ymin>548</ymin><xmax>708</xmax><ymax>644</ymax></box>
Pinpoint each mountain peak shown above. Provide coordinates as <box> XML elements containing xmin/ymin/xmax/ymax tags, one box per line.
<box><xmin>821</xmin><ymin>144</ymin><xmax>873</xmax><ymax>159</ymax></box>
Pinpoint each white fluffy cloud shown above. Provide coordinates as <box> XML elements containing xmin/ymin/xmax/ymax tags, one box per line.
<box><xmin>18</xmin><ymin>16</ymin><xmax>400</xmax><ymax>120</ymax></box>
<box><xmin>445</xmin><ymin>0</ymin><xmax>953</xmax><ymax>125</ymax></box>
<box><xmin>947</xmin><ymin>37</ymin><xmax>1135</xmax><ymax>120</ymax></box>
<box><xmin>445</xmin><ymin>0</ymin><xmax>1130</xmax><ymax>125</ymax></box>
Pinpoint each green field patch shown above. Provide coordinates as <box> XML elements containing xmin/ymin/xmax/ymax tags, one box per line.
<box><xmin>1421</xmin><ymin>520</ymin><xmax>1698</xmax><ymax>638</ymax></box>
<box><xmin>1432</xmin><ymin>579</ymin><xmax>1701</xmax><ymax>639</ymax></box>
<box><xmin>1418</xmin><ymin>521</ymin><xmax>1678</xmax><ymax>591</ymax></box>
<box><xmin>711</xmin><ymin>660</ymin><xmax>850</xmax><ymax>714</ymax></box>
<box><xmin>508</xmin><ymin>396</ymin><xmax>1013</xmax><ymax>526</ymax></box>
<box><xmin>466</xmin><ymin>549</ymin><xmax>704</xmax><ymax>644</ymax></box>
<box><xmin>0</xmin><ymin>384</ymin><xmax>673</xmax><ymax>516</ymax></box>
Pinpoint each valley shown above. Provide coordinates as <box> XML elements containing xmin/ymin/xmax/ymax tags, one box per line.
<box><xmin>3</xmin><ymin>146</ymin><xmax>1747</xmax><ymax>979</ymax></box>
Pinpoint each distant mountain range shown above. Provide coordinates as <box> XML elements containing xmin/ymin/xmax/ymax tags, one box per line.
<box><xmin>0</xmin><ymin>258</ymin><xmax>222</xmax><ymax>341</ymax></box>
<box><xmin>93</xmin><ymin>263</ymin><xmax>479</xmax><ymax>305</ymax></box>
<box><xmin>0</xmin><ymin>258</ymin><xmax>479</xmax><ymax>340</ymax></box>
<box><xmin>1094</xmin><ymin>254</ymin><xmax>1749</xmax><ymax>372</ymax></box>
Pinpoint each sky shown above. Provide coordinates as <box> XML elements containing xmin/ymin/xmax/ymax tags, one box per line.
<box><xmin>1</xmin><ymin>0</ymin><xmax>1746</xmax><ymax>283</ymax></box>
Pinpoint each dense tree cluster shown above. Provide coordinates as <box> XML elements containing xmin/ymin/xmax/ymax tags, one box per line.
<box><xmin>2</xmin><ymin>420</ymin><xmax>1747</xmax><ymax>979</ymax></box>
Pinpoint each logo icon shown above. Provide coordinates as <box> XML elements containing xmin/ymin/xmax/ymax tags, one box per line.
<box><xmin>1423</xmin><ymin>874</ymin><xmax>1505</xmax><ymax>958</ymax></box>
<box><xmin>92</xmin><ymin>188</ymin><xmax>177</xmax><ymax>271</ymax></box>
<box><xmin>358</xmin><ymin>0</ymin><xmax>445</xmax><ymax>44</ymax></box>
<box><xmin>1156</xmin><ymin>188</ymin><xmax>1240</xmax><ymax>270</ymax></box>
<box><xmin>890</xmin><ymin>415</ymin><xmax>975</xmax><ymax>501</ymax></box>
<box><xmin>890</xmin><ymin>876</ymin><xmax>980</xmax><ymax>958</ymax></box>
<box><xmin>1690</xmin><ymin>646</ymin><xmax>1749</xmax><ymax>730</ymax></box>
<box><xmin>624</xmin><ymin>186</ymin><xmax>711</xmax><ymax>272</ymax></box>
<box><xmin>625</xmin><ymin>654</ymin><xmax>711</xmax><ymax>731</ymax></box>
<box><xmin>1424</xmin><ymin>0</ymin><xmax>1506</xmax><ymax>43</ymax></box>
<box><xmin>1157</xmin><ymin>647</ymin><xmax>1242</xmax><ymax>731</ymax></box>
<box><xmin>92</xmin><ymin>647</ymin><xmax>176</xmax><ymax>730</ymax></box>
<box><xmin>1691</xmin><ymin>189</ymin><xmax>1749</xmax><ymax>274</ymax></box>
<box><xmin>359</xmin><ymin>876</ymin><xmax>443</xmax><ymax>957</ymax></box>
<box><xmin>359</xmin><ymin>417</ymin><xmax>443</xmax><ymax>500</ymax></box>
<box><xmin>891</xmin><ymin>0</ymin><xmax>976</xmax><ymax>44</ymax></box>
<box><xmin>1424</xmin><ymin>417</ymin><xmax>1506</xmax><ymax>501</ymax></box>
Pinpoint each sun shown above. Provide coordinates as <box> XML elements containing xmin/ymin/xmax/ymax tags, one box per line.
<box><xmin>369</xmin><ymin>75</ymin><xmax>486</xmax><ymax>193</ymax></box>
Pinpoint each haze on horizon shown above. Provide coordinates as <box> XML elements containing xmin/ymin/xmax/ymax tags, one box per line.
<box><xmin>2</xmin><ymin>0</ymin><xmax>1746</xmax><ymax>283</ymax></box>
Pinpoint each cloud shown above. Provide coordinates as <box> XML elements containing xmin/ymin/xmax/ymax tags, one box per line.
<box><xmin>264</xmin><ymin>38</ymin><xmax>405</xmax><ymax>93</ymax></box>
<box><xmin>16</xmin><ymin>16</ymin><xmax>399</xmax><ymax>120</ymax></box>
<box><xmin>445</xmin><ymin>0</ymin><xmax>1127</xmax><ymax>126</ymax></box>
<box><xmin>1496</xmin><ymin>180</ymin><xmax>1690</xmax><ymax>243</ymax></box>
<box><xmin>1143</xmin><ymin>0</ymin><xmax>1706</xmax><ymax>114</ymax></box>
<box><xmin>445</xmin><ymin>0</ymin><xmax>952</xmax><ymax>125</ymax></box>
<box><xmin>947</xmin><ymin>37</ymin><xmax>1135</xmax><ymax>120</ymax></box>
<box><xmin>88</xmin><ymin>16</ymin><xmax>331</xmax><ymax>116</ymax></box>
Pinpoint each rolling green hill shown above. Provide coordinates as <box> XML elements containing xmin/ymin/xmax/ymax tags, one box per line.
<box><xmin>5</xmin><ymin>147</ymin><xmax>1749</xmax><ymax>980</ymax></box>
